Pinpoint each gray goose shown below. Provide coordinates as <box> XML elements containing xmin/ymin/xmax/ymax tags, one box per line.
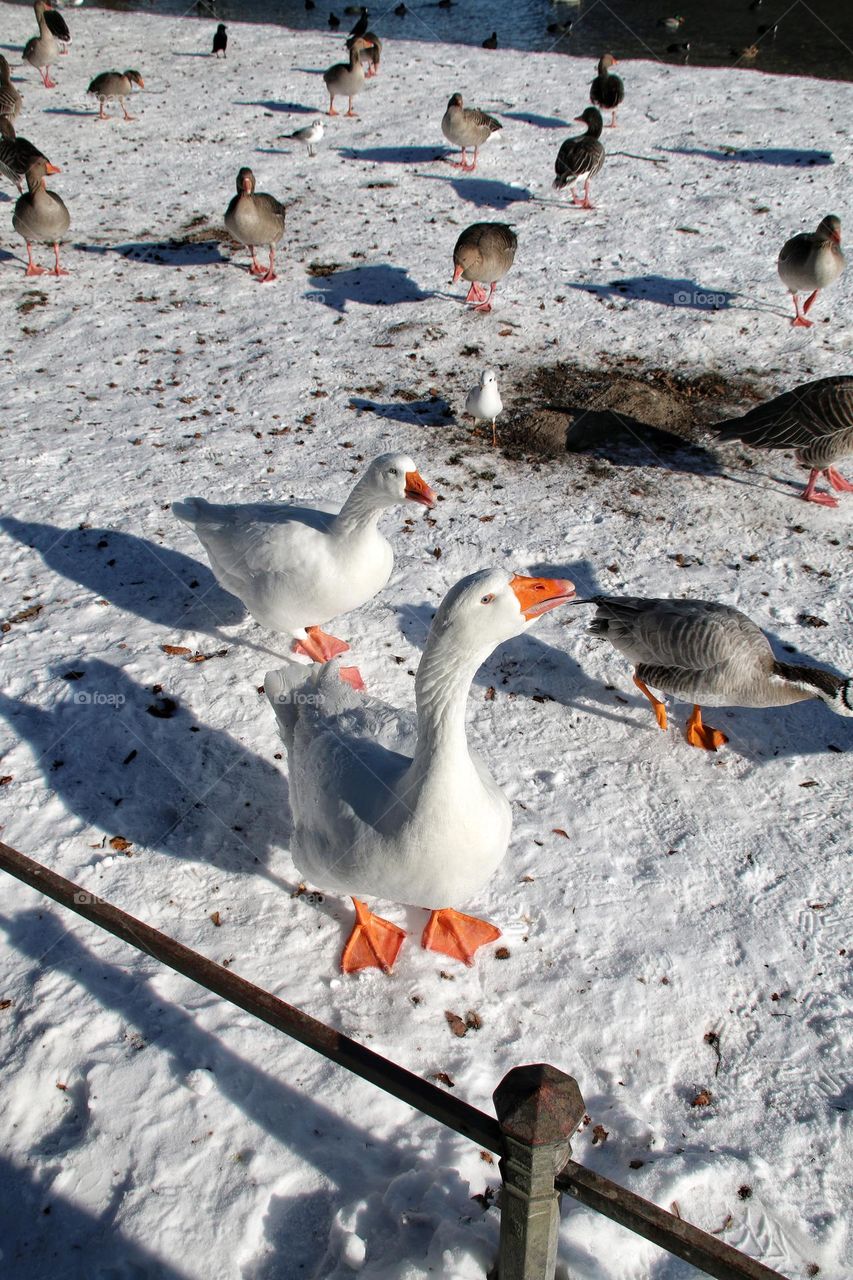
<box><xmin>23</xmin><ymin>1</ymin><xmax>60</xmax><ymax>89</ymax></box>
<box><xmin>777</xmin><ymin>215</ymin><xmax>844</xmax><ymax>327</ymax></box>
<box><xmin>0</xmin><ymin>117</ymin><xmax>51</xmax><ymax>192</ymax></box>
<box><xmin>441</xmin><ymin>93</ymin><xmax>501</xmax><ymax>171</ymax></box>
<box><xmin>586</xmin><ymin>596</ymin><xmax>852</xmax><ymax>751</ymax></box>
<box><xmin>714</xmin><ymin>376</ymin><xmax>853</xmax><ymax>508</ymax></box>
<box><xmin>0</xmin><ymin>55</ymin><xmax>23</xmax><ymax>120</ymax></box>
<box><xmin>224</xmin><ymin>167</ymin><xmax>286</xmax><ymax>283</ymax></box>
<box><xmin>12</xmin><ymin>155</ymin><xmax>69</xmax><ymax>276</ymax></box>
<box><xmin>589</xmin><ymin>53</ymin><xmax>624</xmax><ymax>127</ymax></box>
<box><xmin>346</xmin><ymin>29</ymin><xmax>381</xmax><ymax>75</ymax></box>
<box><xmin>553</xmin><ymin>107</ymin><xmax>605</xmax><ymax>209</ymax></box>
<box><xmin>451</xmin><ymin>221</ymin><xmax>517</xmax><ymax>313</ymax></box>
<box><xmin>323</xmin><ymin>36</ymin><xmax>374</xmax><ymax>116</ymax></box>
<box><xmin>87</xmin><ymin>69</ymin><xmax>144</xmax><ymax>121</ymax></box>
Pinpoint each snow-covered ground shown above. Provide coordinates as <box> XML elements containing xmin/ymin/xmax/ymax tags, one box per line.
<box><xmin>0</xmin><ymin>6</ymin><xmax>851</xmax><ymax>1278</ymax></box>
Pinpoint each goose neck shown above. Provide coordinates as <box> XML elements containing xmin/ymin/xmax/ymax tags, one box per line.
<box><xmin>412</xmin><ymin>634</ymin><xmax>482</xmax><ymax>767</ymax></box>
<box><xmin>332</xmin><ymin>480</ymin><xmax>385</xmax><ymax>537</ymax></box>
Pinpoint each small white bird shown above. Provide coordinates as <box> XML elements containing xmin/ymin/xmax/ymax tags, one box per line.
<box><xmin>465</xmin><ymin>369</ymin><xmax>503</xmax><ymax>445</ymax></box>
<box><xmin>286</xmin><ymin>118</ymin><xmax>325</xmax><ymax>157</ymax></box>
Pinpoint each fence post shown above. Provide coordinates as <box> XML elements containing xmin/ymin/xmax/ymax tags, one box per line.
<box><xmin>492</xmin><ymin>1064</ymin><xmax>586</xmax><ymax>1280</ymax></box>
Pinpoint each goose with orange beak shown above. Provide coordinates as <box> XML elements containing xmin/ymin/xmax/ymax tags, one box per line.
<box><xmin>174</xmin><ymin>454</ymin><xmax>435</xmax><ymax>686</ymax></box>
<box><xmin>266</xmin><ymin>568</ymin><xmax>575</xmax><ymax>974</ymax></box>
<box><xmin>12</xmin><ymin>156</ymin><xmax>69</xmax><ymax>276</ymax></box>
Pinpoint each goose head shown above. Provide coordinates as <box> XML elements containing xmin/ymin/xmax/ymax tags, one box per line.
<box><xmin>429</xmin><ymin>568</ymin><xmax>576</xmax><ymax>661</ymax></box>
<box><xmin>598</xmin><ymin>52</ymin><xmax>618</xmax><ymax>71</ymax></box>
<box><xmin>124</xmin><ymin>70</ymin><xmax>145</xmax><ymax>89</ymax></box>
<box><xmin>447</xmin><ymin>92</ymin><xmax>464</xmax><ymax>109</ymax></box>
<box><xmin>816</xmin><ymin>214</ymin><xmax>841</xmax><ymax>244</ymax></box>
<box><xmin>235</xmin><ymin>167</ymin><xmax>255</xmax><ymax>195</ymax></box>
<box><xmin>574</xmin><ymin>106</ymin><xmax>604</xmax><ymax>135</ymax></box>
<box><xmin>25</xmin><ymin>157</ymin><xmax>61</xmax><ymax>190</ymax></box>
<box><xmin>361</xmin><ymin>453</ymin><xmax>436</xmax><ymax>509</ymax></box>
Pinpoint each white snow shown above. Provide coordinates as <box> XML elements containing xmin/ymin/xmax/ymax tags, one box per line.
<box><xmin>0</xmin><ymin>6</ymin><xmax>851</xmax><ymax>1279</ymax></box>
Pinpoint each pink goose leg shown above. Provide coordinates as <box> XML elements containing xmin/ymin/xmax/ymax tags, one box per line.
<box><xmin>51</xmin><ymin>242</ymin><xmax>68</xmax><ymax>276</ymax></box>
<box><xmin>800</xmin><ymin>469</ymin><xmax>837</xmax><ymax>507</ymax></box>
<box><xmin>790</xmin><ymin>293</ymin><xmax>813</xmax><ymax>328</ymax></box>
<box><xmin>825</xmin><ymin>467</ymin><xmax>853</xmax><ymax>493</ymax></box>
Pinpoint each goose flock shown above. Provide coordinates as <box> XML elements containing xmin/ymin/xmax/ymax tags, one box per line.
<box><xmin>3</xmin><ymin>4</ymin><xmax>851</xmax><ymax>978</ymax></box>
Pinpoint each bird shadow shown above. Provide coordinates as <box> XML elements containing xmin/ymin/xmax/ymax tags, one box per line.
<box><xmin>305</xmin><ymin>264</ymin><xmax>431</xmax><ymax>312</ymax></box>
<box><xmin>420</xmin><ymin>172</ymin><xmax>533</xmax><ymax>207</ymax></box>
<box><xmin>0</xmin><ymin>659</ymin><xmax>290</xmax><ymax>873</ymax></box>
<box><xmin>236</xmin><ymin>99</ymin><xmax>318</xmax><ymax>113</ymax></box>
<box><xmin>349</xmin><ymin>396</ymin><xmax>453</xmax><ymax>425</ymax></box>
<box><xmin>499</xmin><ymin>110</ymin><xmax>568</xmax><ymax>129</ymax></box>
<box><xmin>662</xmin><ymin>146</ymin><xmax>833</xmax><ymax>167</ymax></box>
<box><xmin>559</xmin><ymin>409</ymin><xmax>723</xmax><ymax>475</ymax></box>
<box><xmin>42</xmin><ymin>107</ymin><xmax>97</xmax><ymax>117</ymax></box>
<box><xmin>340</xmin><ymin>144</ymin><xmax>449</xmax><ymax>164</ymax></box>
<box><xmin>173</xmin><ymin>51</ymin><xmax>218</xmax><ymax>57</ymax></box>
<box><xmin>0</xmin><ymin>516</ymin><xmax>246</xmax><ymax>633</ymax></box>
<box><xmin>566</xmin><ymin>276</ymin><xmax>736</xmax><ymax>310</ymax></box>
<box><xmin>77</xmin><ymin>239</ymin><xmax>228</xmax><ymax>266</ymax></box>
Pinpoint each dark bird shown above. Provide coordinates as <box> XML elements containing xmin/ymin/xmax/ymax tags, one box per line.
<box><xmin>547</xmin><ymin>20</ymin><xmax>572</xmax><ymax>35</ymax></box>
<box><xmin>224</xmin><ymin>167</ymin><xmax>286</xmax><ymax>284</ymax></box>
<box><xmin>44</xmin><ymin>5</ymin><xmax>71</xmax><ymax>52</ymax></box>
<box><xmin>305</xmin><ymin>0</ymin><xmax>315</xmax><ymax>9</ymax></box>
<box><xmin>349</xmin><ymin>6</ymin><xmax>369</xmax><ymax>37</ymax></box>
<box><xmin>777</xmin><ymin>214</ymin><xmax>844</xmax><ymax>328</ymax></box>
<box><xmin>0</xmin><ymin>54</ymin><xmax>23</xmax><ymax>120</ymax></box>
<box><xmin>451</xmin><ymin>222</ymin><xmax>517</xmax><ymax>313</ymax></box>
<box><xmin>0</xmin><ymin>116</ymin><xmax>51</xmax><ymax>192</ymax></box>
<box><xmin>667</xmin><ymin>41</ymin><xmax>691</xmax><ymax>53</ymax></box>
<box><xmin>589</xmin><ymin>52</ymin><xmax>624</xmax><ymax>127</ymax></box>
<box><xmin>584</xmin><ymin>596</ymin><xmax>852</xmax><ymax>751</ymax></box>
<box><xmin>482</xmin><ymin>31</ymin><xmax>498</xmax><ymax>48</ymax></box>
<box><xmin>212</xmin><ymin>23</ymin><xmax>227</xmax><ymax>56</ymax></box>
<box><xmin>329</xmin><ymin>12</ymin><xmax>341</xmax><ymax>28</ymax></box>
<box><xmin>554</xmin><ymin>106</ymin><xmax>605</xmax><ymax>207</ymax></box>
<box><xmin>395</xmin><ymin>3</ymin><xmax>406</xmax><ymax>14</ymax></box>
<box><xmin>713</xmin><ymin>377</ymin><xmax>853</xmax><ymax>508</ymax></box>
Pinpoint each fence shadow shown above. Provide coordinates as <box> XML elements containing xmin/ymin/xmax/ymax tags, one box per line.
<box><xmin>663</xmin><ymin>146</ymin><xmax>833</xmax><ymax>167</ymax></box>
<box><xmin>0</xmin><ymin>516</ymin><xmax>245</xmax><ymax>633</ymax></box>
<box><xmin>339</xmin><ymin>144</ymin><xmax>449</xmax><ymax>164</ymax></box>
<box><xmin>0</xmin><ymin>659</ymin><xmax>290</xmax><ymax>873</ymax></box>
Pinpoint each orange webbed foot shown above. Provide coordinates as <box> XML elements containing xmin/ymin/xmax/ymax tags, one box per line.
<box><xmin>342</xmin><ymin>898</ymin><xmax>406</xmax><ymax>974</ymax></box>
<box><xmin>633</xmin><ymin>674</ymin><xmax>667</xmax><ymax>731</ymax></box>
<box><xmin>421</xmin><ymin>908</ymin><xmax>501</xmax><ymax>966</ymax></box>
<box><xmin>292</xmin><ymin>627</ymin><xmax>351</xmax><ymax>663</ymax></box>
<box><xmin>338</xmin><ymin>666</ymin><xmax>366</xmax><ymax>691</ymax></box>
<box><xmin>685</xmin><ymin>706</ymin><xmax>727</xmax><ymax>751</ymax></box>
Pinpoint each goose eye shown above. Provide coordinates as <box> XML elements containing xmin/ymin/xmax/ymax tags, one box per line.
<box><xmin>480</xmin><ymin>593</ymin><xmax>495</xmax><ymax>605</ymax></box>
<box><xmin>387</xmin><ymin>468</ymin><xmax>399</xmax><ymax>477</ymax></box>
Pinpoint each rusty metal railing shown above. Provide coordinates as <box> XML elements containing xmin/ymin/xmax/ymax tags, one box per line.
<box><xmin>0</xmin><ymin>841</ymin><xmax>788</xmax><ymax>1280</ymax></box>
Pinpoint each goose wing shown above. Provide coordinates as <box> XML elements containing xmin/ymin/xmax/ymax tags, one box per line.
<box><xmin>715</xmin><ymin>377</ymin><xmax>853</xmax><ymax>452</ymax></box>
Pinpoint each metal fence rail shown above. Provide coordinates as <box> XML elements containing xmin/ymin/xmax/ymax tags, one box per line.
<box><xmin>0</xmin><ymin>840</ymin><xmax>788</xmax><ymax>1280</ymax></box>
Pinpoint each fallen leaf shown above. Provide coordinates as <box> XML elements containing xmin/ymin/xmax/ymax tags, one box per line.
<box><xmin>0</xmin><ymin>776</ymin><xmax>12</xmax><ymax>786</ymax></box>
<box><xmin>432</xmin><ymin>1071</ymin><xmax>455</xmax><ymax>1088</ymax></box>
<box><xmin>109</xmin><ymin>836</ymin><xmax>132</xmax><ymax>853</ymax></box>
<box><xmin>147</xmin><ymin>697</ymin><xmax>178</xmax><ymax>719</ymax></box>
<box><xmin>210</xmin><ymin>911</ymin><xmax>222</xmax><ymax>927</ymax></box>
<box><xmin>592</xmin><ymin>1124</ymin><xmax>609</xmax><ymax>1145</ymax></box>
<box><xmin>691</xmin><ymin>1089</ymin><xmax>712</xmax><ymax>1107</ymax></box>
<box><xmin>552</xmin><ymin>828</ymin><xmax>569</xmax><ymax>839</ymax></box>
<box><xmin>445</xmin><ymin>1010</ymin><xmax>468</xmax><ymax>1037</ymax></box>
<box><xmin>485</xmin><ymin>686</ymin><xmax>496</xmax><ymax>700</ymax></box>
<box><xmin>494</xmin><ymin>947</ymin><xmax>510</xmax><ymax>960</ymax></box>
<box><xmin>0</xmin><ymin>999</ymin><xmax>12</xmax><ymax>1011</ymax></box>
<box><xmin>479</xmin><ymin>1150</ymin><xmax>494</xmax><ymax>1164</ymax></box>
<box><xmin>465</xmin><ymin>1010</ymin><xmax>483</xmax><ymax>1031</ymax></box>
<box><xmin>161</xmin><ymin>644</ymin><xmax>192</xmax><ymax>657</ymax></box>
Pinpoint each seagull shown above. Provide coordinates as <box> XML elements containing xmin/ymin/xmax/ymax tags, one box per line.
<box><xmin>465</xmin><ymin>370</ymin><xmax>503</xmax><ymax>446</ymax></box>
<box><xmin>286</xmin><ymin>119</ymin><xmax>325</xmax><ymax>156</ymax></box>
<box><xmin>482</xmin><ymin>31</ymin><xmax>498</xmax><ymax>48</ymax></box>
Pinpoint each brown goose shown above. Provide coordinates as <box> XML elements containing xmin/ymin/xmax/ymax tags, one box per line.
<box><xmin>586</xmin><ymin>596</ymin><xmax>852</xmax><ymax>751</ymax></box>
<box><xmin>553</xmin><ymin>107</ymin><xmax>605</xmax><ymax>209</ymax></box>
<box><xmin>12</xmin><ymin>155</ymin><xmax>69</xmax><ymax>276</ymax></box>
<box><xmin>441</xmin><ymin>93</ymin><xmax>501</xmax><ymax>172</ymax></box>
<box><xmin>346</xmin><ymin>29</ymin><xmax>381</xmax><ymax>76</ymax></box>
<box><xmin>23</xmin><ymin>1</ymin><xmax>60</xmax><ymax>89</ymax></box>
<box><xmin>0</xmin><ymin>55</ymin><xmax>23</xmax><ymax>120</ymax></box>
<box><xmin>589</xmin><ymin>53</ymin><xmax>624</xmax><ymax>127</ymax></box>
<box><xmin>224</xmin><ymin>167</ymin><xmax>286</xmax><ymax>283</ymax></box>
<box><xmin>0</xmin><ymin>117</ymin><xmax>50</xmax><ymax>192</ymax></box>
<box><xmin>777</xmin><ymin>214</ymin><xmax>844</xmax><ymax>327</ymax></box>
<box><xmin>87</xmin><ymin>69</ymin><xmax>144</xmax><ymax>121</ymax></box>
<box><xmin>451</xmin><ymin>222</ymin><xmax>517</xmax><ymax>313</ymax></box>
<box><xmin>714</xmin><ymin>376</ymin><xmax>853</xmax><ymax>507</ymax></box>
<box><xmin>324</xmin><ymin>36</ymin><xmax>374</xmax><ymax>116</ymax></box>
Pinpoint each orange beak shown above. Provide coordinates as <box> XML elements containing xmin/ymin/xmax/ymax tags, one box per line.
<box><xmin>45</xmin><ymin>162</ymin><xmax>61</xmax><ymax>174</ymax></box>
<box><xmin>451</xmin><ymin>263</ymin><xmax>464</xmax><ymax>284</ymax></box>
<box><xmin>404</xmin><ymin>470</ymin><xmax>437</xmax><ymax>508</ymax></box>
<box><xmin>136</xmin><ymin>77</ymin><xmax>146</xmax><ymax>88</ymax></box>
<box><xmin>510</xmin><ymin>574</ymin><xmax>575</xmax><ymax>621</ymax></box>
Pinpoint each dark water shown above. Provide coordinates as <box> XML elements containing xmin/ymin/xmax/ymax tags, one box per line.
<box><xmin>9</xmin><ymin>0</ymin><xmax>853</xmax><ymax>78</ymax></box>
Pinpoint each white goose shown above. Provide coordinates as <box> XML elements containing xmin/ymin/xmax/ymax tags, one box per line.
<box><xmin>173</xmin><ymin>454</ymin><xmax>435</xmax><ymax>675</ymax></box>
<box><xmin>265</xmin><ymin>568</ymin><xmax>575</xmax><ymax>973</ymax></box>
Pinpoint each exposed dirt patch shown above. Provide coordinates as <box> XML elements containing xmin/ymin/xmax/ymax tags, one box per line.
<box><xmin>500</xmin><ymin>362</ymin><xmax>766</xmax><ymax>463</ymax></box>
